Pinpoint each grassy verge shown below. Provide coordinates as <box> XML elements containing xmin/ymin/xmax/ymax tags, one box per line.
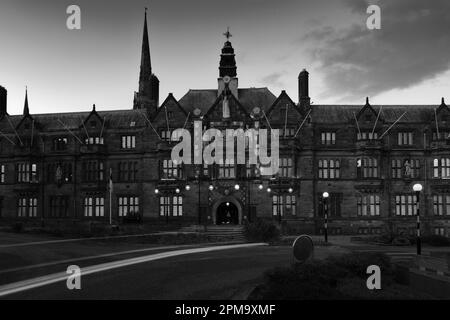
<box><xmin>248</xmin><ymin>252</ymin><xmax>433</xmax><ymax>299</ymax></box>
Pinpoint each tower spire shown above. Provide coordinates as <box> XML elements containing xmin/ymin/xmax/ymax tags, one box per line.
<box><xmin>23</xmin><ymin>86</ymin><xmax>29</xmax><ymax>116</ymax></box>
<box><xmin>134</xmin><ymin>8</ymin><xmax>160</xmax><ymax>113</ymax></box>
<box><xmin>219</xmin><ymin>27</ymin><xmax>237</xmax><ymax>78</ymax></box>
<box><xmin>139</xmin><ymin>7</ymin><xmax>151</xmax><ymax>92</ymax></box>
<box><xmin>218</xmin><ymin>28</ymin><xmax>238</xmax><ymax>98</ymax></box>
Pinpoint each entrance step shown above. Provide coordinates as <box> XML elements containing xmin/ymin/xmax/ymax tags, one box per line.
<box><xmin>179</xmin><ymin>225</ymin><xmax>246</xmax><ymax>241</ymax></box>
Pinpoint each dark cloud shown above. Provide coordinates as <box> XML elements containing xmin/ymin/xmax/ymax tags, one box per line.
<box><xmin>303</xmin><ymin>0</ymin><xmax>450</xmax><ymax>101</ymax></box>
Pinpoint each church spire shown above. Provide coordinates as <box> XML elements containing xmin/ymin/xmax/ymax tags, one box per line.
<box><xmin>23</xmin><ymin>87</ymin><xmax>29</xmax><ymax>116</ymax></box>
<box><xmin>134</xmin><ymin>8</ymin><xmax>159</xmax><ymax>113</ymax></box>
<box><xmin>139</xmin><ymin>7</ymin><xmax>151</xmax><ymax>93</ymax></box>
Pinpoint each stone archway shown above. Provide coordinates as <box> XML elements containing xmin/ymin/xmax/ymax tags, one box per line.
<box><xmin>216</xmin><ymin>202</ymin><xmax>239</xmax><ymax>225</ymax></box>
<box><xmin>211</xmin><ymin>196</ymin><xmax>243</xmax><ymax>225</ymax></box>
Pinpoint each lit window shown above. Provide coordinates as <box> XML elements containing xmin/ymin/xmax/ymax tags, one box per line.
<box><xmin>318</xmin><ymin>159</ymin><xmax>340</xmax><ymax>179</ymax></box>
<box><xmin>433</xmin><ymin>158</ymin><xmax>450</xmax><ymax>179</ymax></box>
<box><xmin>395</xmin><ymin>195</ymin><xmax>417</xmax><ymax>216</ymax></box>
<box><xmin>0</xmin><ymin>164</ymin><xmax>5</xmax><ymax>183</ymax></box>
<box><xmin>279</xmin><ymin>158</ymin><xmax>293</xmax><ymax>177</ymax></box>
<box><xmin>159</xmin><ymin>196</ymin><xmax>183</xmax><ymax>217</ymax></box>
<box><xmin>321</xmin><ymin>132</ymin><xmax>336</xmax><ymax>145</ymax></box>
<box><xmin>84</xmin><ymin>196</ymin><xmax>104</xmax><ymax>217</ymax></box>
<box><xmin>357</xmin><ymin>195</ymin><xmax>380</xmax><ymax>216</ymax></box>
<box><xmin>397</xmin><ymin>132</ymin><xmax>413</xmax><ymax>145</ymax></box>
<box><xmin>17</xmin><ymin>197</ymin><xmax>37</xmax><ymax>217</ymax></box>
<box><xmin>357</xmin><ymin>131</ymin><xmax>378</xmax><ymax>141</ymax></box>
<box><xmin>118</xmin><ymin>196</ymin><xmax>139</xmax><ymax>217</ymax></box>
<box><xmin>17</xmin><ymin>162</ymin><xmax>38</xmax><ymax>183</ymax></box>
<box><xmin>121</xmin><ymin>136</ymin><xmax>136</xmax><ymax>149</ymax></box>
<box><xmin>357</xmin><ymin>157</ymin><xmax>378</xmax><ymax>178</ymax></box>
<box><xmin>433</xmin><ymin>195</ymin><xmax>450</xmax><ymax>216</ymax></box>
<box><xmin>219</xmin><ymin>159</ymin><xmax>235</xmax><ymax>178</ymax></box>
<box><xmin>161</xmin><ymin>160</ymin><xmax>182</xmax><ymax>179</ymax></box>
<box><xmin>85</xmin><ymin>136</ymin><xmax>104</xmax><ymax>145</ymax></box>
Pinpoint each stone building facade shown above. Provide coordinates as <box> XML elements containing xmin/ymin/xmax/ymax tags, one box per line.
<box><xmin>0</xmin><ymin>11</ymin><xmax>449</xmax><ymax>236</ymax></box>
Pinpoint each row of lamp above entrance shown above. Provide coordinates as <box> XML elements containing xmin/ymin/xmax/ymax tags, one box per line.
<box><xmin>154</xmin><ymin>183</ymin><xmax>296</xmax><ymax>195</ymax></box>
<box><xmin>153</xmin><ymin>180</ymin><xmax>296</xmax><ymax>226</ymax></box>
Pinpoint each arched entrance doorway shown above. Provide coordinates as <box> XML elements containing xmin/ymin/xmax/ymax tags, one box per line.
<box><xmin>216</xmin><ymin>202</ymin><xmax>239</xmax><ymax>225</ymax></box>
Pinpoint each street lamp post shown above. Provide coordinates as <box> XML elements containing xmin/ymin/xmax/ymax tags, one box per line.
<box><xmin>322</xmin><ymin>192</ymin><xmax>329</xmax><ymax>243</ymax></box>
<box><xmin>413</xmin><ymin>183</ymin><xmax>423</xmax><ymax>255</ymax></box>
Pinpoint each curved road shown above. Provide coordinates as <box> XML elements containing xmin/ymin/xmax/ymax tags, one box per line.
<box><xmin>2</xmin><ymin>245</ymin><xmax>292</xmax><ymax>300</ymax></box>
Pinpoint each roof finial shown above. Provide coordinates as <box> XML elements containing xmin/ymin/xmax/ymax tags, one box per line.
<box><xmin>442</xmin><ymin>97</ymin><xmax>445</xmax><ymax>105</ymax></box>
<box><xmin>93</xmin><ymin>104</ymin><xmax>96</xmax><ymax>111</ymax></box>
<box><xmin>23</xmin><ymin>86</ymin><xmax>29</xmax><ymax>116</ymax></box>
<box><xmin>223</xmin><ymin>27</ymin><xmax>232</xmax><ymax>41</ymax></box>
<box><xmin>366</xmin><ymin>97</ymin><xmax>369</xmax><ymax>105</ymax></box>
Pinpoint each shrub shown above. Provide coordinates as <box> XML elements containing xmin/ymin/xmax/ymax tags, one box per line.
<box><xmin>392</xmin><ymin>236</ymin><xmax>411</xmax><ymax>246</ymax></box>
<box><xmin>327</xmin><ymin>252</ymin><xmax>394</xmax><ymax>278</ymax></box>
<box><xmin>12</xmin><ymin>222</ymin><xmax>23</xmax><ymax>233</ymax></box>
<box><xmin>251</xmin><ymin>252</ymin><xmax>395</xmax><ymax>300</ymax></box>
<box><xmin>421</xmin><ymin>235</ymin><xmax>450</xmax><ymax>246</ymax></box>
<box><xmin>244</xmin><ymin>219</ymin><xmax>280</xmax><ymax>242</ymax></box>
<box><xmin>256</xmin><ymin>261</ymin><xmax>347</xmax><ymax>299</ymax></box>
<box><xmin>376</xmin><ymin>233</ymin><xmax>394</xmax><ymax>244</ymax></box>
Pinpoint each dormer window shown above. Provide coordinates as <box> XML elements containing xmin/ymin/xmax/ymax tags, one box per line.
<box><xmin>85</xmin><ymin>136</ymin><xmax>104</xmax><ymax>145</ymax></box>
<box><xmin>357</xmin><ymin>131</ymin><xmax>378</xmax><ymax>141</ymax></box>
<box><xmin>281</xmin><ymin>127</ymin><xmax>295</xmax><ymax>138</ymax></box>
<box><xmin>121</xmin><ymin>135</ymin><xmax>136</xmax><ymax>149</ymax></box>
<box><xmin>161</xmin><ymin>130</ymin><xmax>172</xmax><ymax>142</ymax></box>
<box><xmin>53</xmin><ymin>137</ymin><xmax>68</xmax><ymax>151</ymax></box>
<box><xmin>321</xmin><ymin>132</ymin><xmax>336</xmax><ymax>145</ymax></box>
<box><xmin>432</xmin><ymin>130</ymin><xmax>450</xmax><ymax>141</ymax></box>
<box><xmin>89</xmin><ymin>121</ymin><xmax>96</xmax><ymax>128</ymax></box>
<box><xmin>397</xmin><ymin>132</ymin><xmax>413</xmax><ymax>146</ymax></box>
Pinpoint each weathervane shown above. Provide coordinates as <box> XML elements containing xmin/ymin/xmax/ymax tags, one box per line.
<box><xmin>223</xmin><ymin>27</ymin><xmax>232</xmax><ymax>40</ymax></box>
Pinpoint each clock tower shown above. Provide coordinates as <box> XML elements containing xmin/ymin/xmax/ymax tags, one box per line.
<box><xmin>218</xmin><ymin>27</ymin><xmax>238</xmax><ymax>98</ymax></box>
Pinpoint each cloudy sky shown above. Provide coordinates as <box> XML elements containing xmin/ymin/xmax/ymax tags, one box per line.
<box><xmin>0</xmin><ymin>0</ymin><xmax>449</xmax><ymax>115</ymax></box>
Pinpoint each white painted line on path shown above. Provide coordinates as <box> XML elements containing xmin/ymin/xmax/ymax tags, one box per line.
<box><xmin>0</xmin><ymin>242</ymin><xmax>266</xmax><ymax>297</ymax></box>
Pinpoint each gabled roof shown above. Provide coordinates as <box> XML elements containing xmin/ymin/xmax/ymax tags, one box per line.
<box><xmin>81</xmin><ymin>105</ymin><xmax>104</xmax><ymax>129</ymax></box>
<box><xmin>0</xmin><ymin>109</ymin><xmax>148</xmax><ymax>132</ymax></box>
<box><xmin>204</xmin><ymin>90</ymin><xmax>252</xmax><ymax>121</ymax></box>
<box><xmin>311</xmin><ymin>105</ymin><xmax>438</xmax><ymax>124</ymax></box>
<box><xmin>178</xmin><ymin>87</ymin><xmax>277</xmax><ymax>116</ymax></box>
<box><xmin>436</xmin><ymin>98</ymin><xmax>449</xmax><ymax>114</ymax></box>
<box><xmin>266</xmin><ymin>90</ymin><xmax>302</xmax><ymax>117</ymax></box>
<box><xmin>356</xmin><ymin>98</ymin><xmax>380</xmax><ymax>120</ymax></box>
<box><xmin>154</xmin><ymin>93</ymin><xmax>188</xmax><ymax>117</ymax></box>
